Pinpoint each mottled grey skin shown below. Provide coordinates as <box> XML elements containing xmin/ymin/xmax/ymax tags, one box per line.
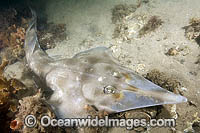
<box><xmin>25</xmin><ymin>9</ymin><xmax>187</xmax><ymax>118</ymax></box>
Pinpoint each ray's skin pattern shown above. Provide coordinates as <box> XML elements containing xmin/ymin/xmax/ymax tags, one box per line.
<box><xmin>25</xmin><ymin>9</ymin><xmax>187</xmax><ymax>118</ymax></box>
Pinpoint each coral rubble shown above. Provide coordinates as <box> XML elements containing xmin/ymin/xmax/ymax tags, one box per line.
<box><xmin>183</xmin><ymin>18</ymin><xmax>200</xmax><ymax>45</ymax></box>
<box><xmin>145</xmin><ymin>69</ymin><xmax>180</xmax><ymax>93</ymax></box>
<box><xmin>138</xmin><ymin>16</ymin><xmax>163</xmax><ymax>37</ymax></box>
<box><xmin>11</xmin><ymin>91</ymin><xmax>63</xmax><ymax>132</ymax></box>
<box><xmin>112</xmin><ymin>4</ymin><xmax>147</xmax><ymax>42</ymax></box>
<box><xmin>0</xmin><ymin>7</ymin><xmax>67</xmax><ymax>64</ymax></box>
<box><xmin>112</xmin><ymin>4</ymin><xmax>138</xmax><ymax>24</ymax></box>
<box><xmin>0</xmin><ymin>58</ymin><xmax>26</xmax><ymax>132</ymax></box>
<box><xmin>112</xmin><ymin>4</ymin><xmax>162</xmax><ymax>42</ymax></box>
<box><xmin>38</xmin><ymin>23</ymin><xmax>67</xmax><ymax>50</ymax></box>
<box><xmin>0</xmin><ymin>8</ymin><xmax>29</xmax><ymax>63</ymax></box>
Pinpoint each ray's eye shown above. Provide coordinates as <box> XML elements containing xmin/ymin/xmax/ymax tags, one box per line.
<box><xmin>103</xmin><ymin>85</ymin><xmax>116</xmax><ymax>94</ymax></box>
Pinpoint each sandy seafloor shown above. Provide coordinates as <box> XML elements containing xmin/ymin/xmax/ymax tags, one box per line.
<box><xmin>4</xmin><ymin>0</ymin><xmax>200</xmax><ymax>132</ymax></box>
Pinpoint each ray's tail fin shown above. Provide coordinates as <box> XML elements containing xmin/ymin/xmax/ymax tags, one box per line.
<box><xmin>25</xmin><ymin>8</ymin><xmax>41</xmax><ymax>62</ymax></box>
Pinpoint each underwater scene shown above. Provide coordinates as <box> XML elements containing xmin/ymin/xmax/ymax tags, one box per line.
<box><xmin>0</xmin><ymin>0</ymin><xmax>199</xmax><ymax>132</ymax></box>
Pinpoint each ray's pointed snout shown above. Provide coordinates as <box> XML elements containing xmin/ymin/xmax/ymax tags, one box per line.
<box><xmin>107</xmin><ymin>72</ymin><xmax>187</xmax><ymax>113</ymax></box>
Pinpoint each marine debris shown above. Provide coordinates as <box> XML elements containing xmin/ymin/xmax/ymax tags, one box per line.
<box><xmin>183</xmin><ymin>18</ymin><xmax>200</xmax><ymax>45</ymax></box>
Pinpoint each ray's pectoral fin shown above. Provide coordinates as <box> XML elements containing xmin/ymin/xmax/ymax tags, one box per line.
<box><xmin>102</xmin><ymin>72</ymin><xmax>187</xmax><ymax>113</ymax></box>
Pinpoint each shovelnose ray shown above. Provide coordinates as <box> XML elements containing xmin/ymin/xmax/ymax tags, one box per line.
<box><xmin>25</xmin><ymin>9</ymin><xmax>187</xmax><ymax>118</ymax></box>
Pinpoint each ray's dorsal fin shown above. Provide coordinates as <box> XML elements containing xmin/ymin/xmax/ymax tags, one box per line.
<box><xmin>73</xmin><ymin>47</ymin><xmax>119</xmax><ymax>65</ymax></box>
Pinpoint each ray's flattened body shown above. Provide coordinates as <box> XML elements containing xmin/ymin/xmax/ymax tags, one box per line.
<box><xmin>25</xmin><ymin>9</ymin><xmax>187</xmax><ymax>118</ymax></box>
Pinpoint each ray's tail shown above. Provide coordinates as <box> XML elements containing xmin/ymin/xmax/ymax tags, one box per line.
<box><xmin>25</xmin><ymin>8</ymin><xmax>41</xmax><ymax>63</ymax></box>
<box><xmin>24</xmin><ymin>8</ymin><xmax>53</xmax><ymax>77</ymax></box>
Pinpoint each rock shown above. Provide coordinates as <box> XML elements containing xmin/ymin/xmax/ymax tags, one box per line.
<box><xmin>4</xmin><ymin>62</ymin><xmax>24</xmax><ymax>80</ymax></box>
